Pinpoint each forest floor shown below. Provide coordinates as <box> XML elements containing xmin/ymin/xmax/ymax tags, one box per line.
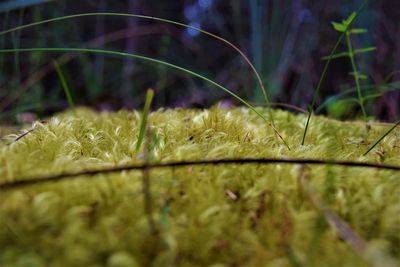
<box><xmin>0</xmin><ymin>107</ymin><xmax>399</xmax><ymax>267</ymax></box>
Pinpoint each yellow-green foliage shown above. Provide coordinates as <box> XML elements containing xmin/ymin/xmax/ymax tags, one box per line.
<box><xmin>0</xmin><ymin>107</ymin><xmax>399</xmax><ymax>267</ymax></box>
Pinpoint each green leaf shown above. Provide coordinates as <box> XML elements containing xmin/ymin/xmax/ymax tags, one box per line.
<box><xmin>322</xmin><ymin>47</ymin><xmax>376</xmax><ymax>61</ymax></box>
<box><xmin>327</xmin><ymin>100</ymin><xmax>354</xmax><ymax>119</ymax></box>
<box><xmin>344</xmin><ymin>12</ymin><xmax>357</xmax><ymax>26</ymax></box>
<box><xmin>354</xmin><ymin>47</ymin><xmax>376</xmax><ymax>54</ymax></box>
<box><xmin>363</xmin><ymin>93</ymin><xmax>383</xmax><ymax>100</ymax></box>
<box><xmin>350</xmin><ymin>28</ymin><xmax>368</xmax><ymax>34</ymax></box>
<box><xmin>332</xmin><ymin>22</ymin><xmax>346</xmax><ymax>32</ymax></box>
<box><xmin>349</xmin><ymin>72</ymin><xmax>368</xmax><ymax>80</ymax></box>
<box><xmin>322</xmin><ymin>52</ymin><xmax>349</xmax><ymax>60</ymax></box>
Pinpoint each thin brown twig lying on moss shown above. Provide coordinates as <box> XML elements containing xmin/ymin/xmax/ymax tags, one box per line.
<box><xmin>297</xmin><ymin>167</ymin><xmax>397</xmax><ymax>267</ymax></box>
<box><xmin>1</xmin><ymin>157</ymin><xmax>399</xmax><ymax>191</ymax></box>
<box><xmin>297</xmin><ymin>167</ymin><xmax>367</xmax><ymax>254</ymax></box>
<box><xmin>11</xmin><ymin>128</ymin><xmax>35</xmax><ymax>144</ymax></box>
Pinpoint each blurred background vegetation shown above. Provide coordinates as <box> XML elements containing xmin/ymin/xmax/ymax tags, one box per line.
<box><xmin>0</xmin><ymin>0</ymin><xmax>399</xmax><ymax>123</ymax></box>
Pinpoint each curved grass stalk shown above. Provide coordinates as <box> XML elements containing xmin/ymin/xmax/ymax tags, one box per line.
<box><xmin>0</xmin><ymin>13</ymin><xmax>272</xmax><ymax>111</ymax></box>
<box><xmin>0</xmin><ymin>12</ymin><xmax>285</xmax><ymax>145</ymax></box>
<box><xmin>0</xmin><ymin>47</ymin><xmax>291</xmax><ymax>150</ymax></box>
<box><xmin>301</xmin><ymin>0</ymin><xmax>369</xmax><ymax>146</ymax></box>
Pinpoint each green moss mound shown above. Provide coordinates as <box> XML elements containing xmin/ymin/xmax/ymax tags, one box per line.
<box><xmin>0</xmin><ymin>107</ymin><xmax>399</xmax><ymax>267</ymax></box>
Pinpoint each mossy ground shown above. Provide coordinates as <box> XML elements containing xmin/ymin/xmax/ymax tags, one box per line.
<box><xmin>0</xmin><ymin>106</ymin><xmax>399</xmax><ymax>267</ymax></box>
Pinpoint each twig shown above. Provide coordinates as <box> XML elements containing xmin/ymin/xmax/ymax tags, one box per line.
<box><xmin>1</xmin><ymin>157</ymin><xmax>399</xmax><ymax>191</ymax></box>
<box><xmin>298</xmin><ymin>167</ymin><xmax>397</xmax><ymax>267</ymax></box>
<box><xmin>10</xmin><ymin>127</ymin><xmax>36</xmax><ymax>144</ymax></box>
<box><xmin>297</xmin><ymin>167</ymin><xmax>366</xmax><ymax>254</ymax></box>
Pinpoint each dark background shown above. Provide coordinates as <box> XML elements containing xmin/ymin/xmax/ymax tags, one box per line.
<box><xmin>0</xmin><ymin>0</ymin><xmax>399</xmax><ymax>123</ymax></box>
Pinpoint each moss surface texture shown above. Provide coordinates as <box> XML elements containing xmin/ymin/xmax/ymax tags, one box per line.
<box><xmin>0</xmin><ymin>107</ymin><xmax>399</xmax><ymax>267</ymax></box>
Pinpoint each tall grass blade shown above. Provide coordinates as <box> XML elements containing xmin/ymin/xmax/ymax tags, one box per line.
<box><xmin>136</xmin><ymin>89</ymin><xmax>154</xmax><ymax>152</ymax></box>
<box><xmin>301</xmin><ymin>0</ymin><xmax>369</xmax><ymax>145</ymax></box>
<box><xmin>0</xmin><ymin>13</ymin><xmax>272</xmax><ymax>106</ymax></box>
<box><xmin>53</xmin><ymin>60</ymin><xmax>75</xmax><ymax>109</ymax></box>
<box><xmin>363</xmin><ymin>121</ymin><xmax>400</xmax><ymax>156</ymax></box>
<box><xmin>136</xmin><ymin>88</ymin><xmax>158</xmax><ymax>235</ymax></box>
<box><xmin>0</xmin><ymin>46</ymin><xmax>290</xmax><ymax>150</ymax></box>
<box><xmin>0</xmin><ymin>12</ymin><xmax>287</xmax><ymax>145</ymax></box>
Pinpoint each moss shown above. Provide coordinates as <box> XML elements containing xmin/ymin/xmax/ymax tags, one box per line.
<box><xmin>0</xmin><ymin>106</ymin><xmax>399</xmax><ymax>267</ymax></box>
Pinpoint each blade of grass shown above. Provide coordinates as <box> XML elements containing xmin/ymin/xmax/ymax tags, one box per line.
<box><xmin>301</xmin><ymin>0</ymin><xmax>369</xmax><ymax>146</ymax></box>
<box><xmin>53</xmin><ymin>60</ymin><xmax>75</xmax><ymax>109</ymax></box>
<box><xmin>0</xmin><ymin>47</ymin><xmax>291</xmax><ymax>149</ymax></box>
<box><xmin>136</xmin><ymin>89</ymin><xmax>154</xmax><ymax>152</ymax></box>
<box><xmin>0</xmin><ymin>12</ymin><xmax>273</xmax><ymax>113</ymax></box>
<box><xmin>0</xmin><ymin>12</ymin><xmax>286</xmax><ymax>146</ymax></box>
<box><xmin>363</xmin><ymin>121</ymin><xmax>400</xmax><ymax>156</ymax></box>
<box><xmin>137</xmin><ymin>88</ymin><xmax>158</xmax><ymax>235</ymax></box>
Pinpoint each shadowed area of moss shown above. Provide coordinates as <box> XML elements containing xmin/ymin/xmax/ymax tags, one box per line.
<box><xmin>0</xmin><ymin>106</ymin><xmax>399</xmax><ymax>267</ymax></box>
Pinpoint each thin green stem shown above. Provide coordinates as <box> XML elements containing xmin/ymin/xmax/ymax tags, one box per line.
<box><xmin>301</xmin><ymin>0</ymin><xmax>369</xmax><ymax>145</ymax></box>
<box><xmin>53</xmin><ymin>60</ymin><xmax>75</xmax><ymax>109</ymax></box>
<box><xmin>0</xmin><ymin>47</ymin><xmax>291</xmax><ymax>150</ymax></box>
<box><xmin>138</xmin><ymin>89</ymin><xmax>158</xmax><ymax>235</ymax></box>
<box><xmin>136</xmin><ymin>89</ymin><xmax>154</xmax><ymax>152</ymax></box>
<box><xmin>345</xmin><ymin>32</ymin><xmax>366</xmax><ymax>119</ymax></box>
<box><xmin>363</xmin><ymin>121</ymin><xmax>400</xmax><ymax>156</ymax></box>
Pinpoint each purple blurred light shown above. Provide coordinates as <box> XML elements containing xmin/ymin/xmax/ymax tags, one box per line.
<box><xmin>198</xmin><ymin>0</ymin><xmax>213</xmax><ymax>10</ymax></box>
<box><xmin>186</xmin><ymin>21</ymin><xmax>201</xmax><ymax>37</ymax></box>
<box><xmin>298</xmin><ymin>9</ymin><xmax>314</xmax><ymax>23</ymax></box>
